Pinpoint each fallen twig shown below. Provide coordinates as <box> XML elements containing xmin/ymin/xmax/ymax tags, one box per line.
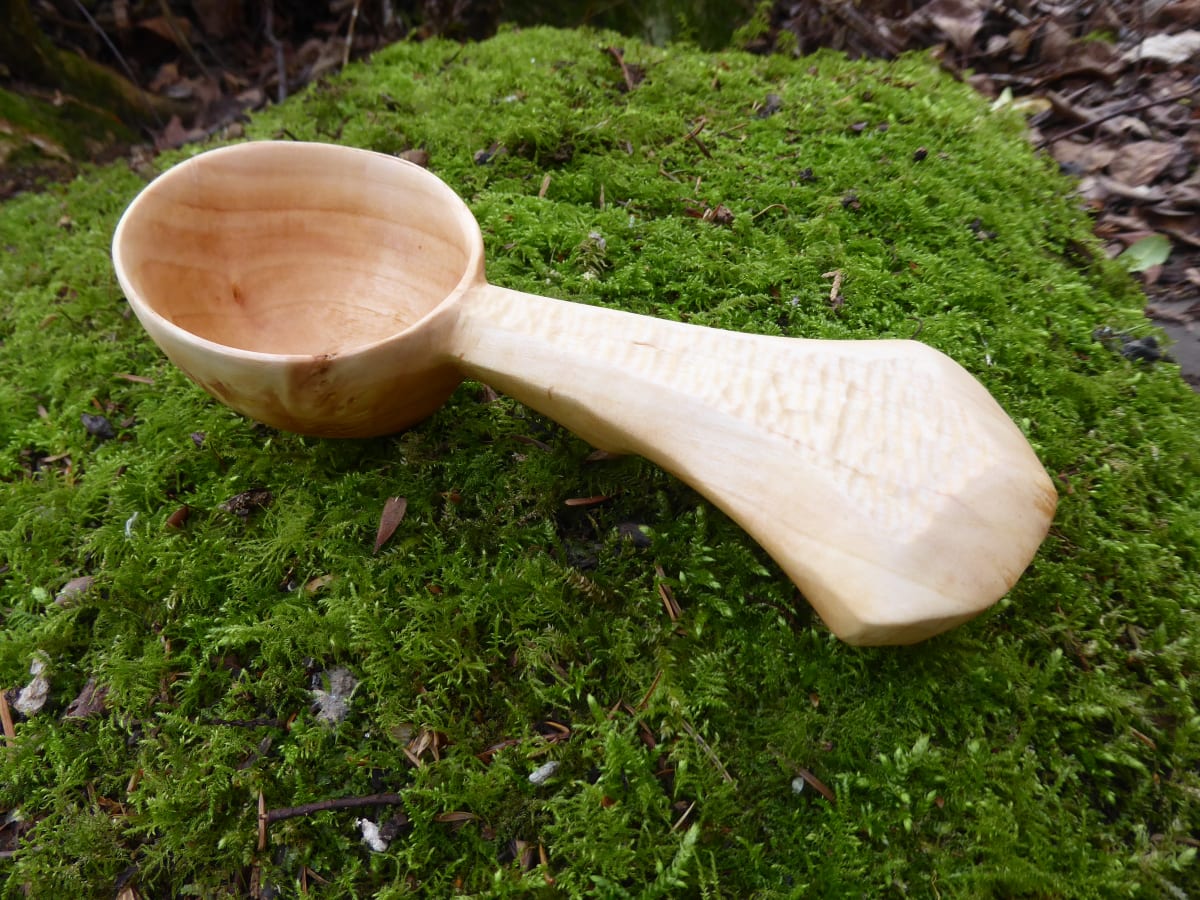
<box><xmin>681</xmin><ymin>719</ymin><xmax>734</xmax><ymax>784</ymax></box>
<box><xmin>66</xmin><ymin>0</ymin><xmax>166</xmax><ymax>126</ymax></box>
<box><xmin>655</xmin><ymin>564</ymin><xmax>681</xmax><ymax>621</ymax></box>
<box><xmin>683</xmin><ymin>118</ymin><xmax>712</xmax><ymax>158</ymax></box>
<box><xmin>1036</xmin><ymin>87</ymin><xmax>1196</xmax><ymax>149</ymax></box>
<box><xmin>263</xmin><ymin>0</ymin><xmax>288</xmax><ymax>104</ymax></box>
<box><xmin>265</xmin><ymin>792</ymin><xmax>405</xmax><ymax>826</ymax></box>
<box><xmin>820</xmin><ymin>0</ymin><xmax>905</xmax><ymax>57</ymax></box>
<box><xmin>637</xmin><ymin>669</ymin><xmax>664</xmax><ymax>711</ymax></box>
<box><xmin>342</xmin><ymin>0</ymin><xmax>361</xmax><ymax>67</ymax></box>
<box><xmin>155</xmin><ymin>0</ymin><xmax>215</xmax><ymax>83</ymax></box>
<box><xmin>671</xmin><ymin>799</ymin><xmax>696</xmax><ymax>831</ymax></box>
<box><xmin>794</xmin><ymin>766</ymin><xmax>837</xmax><ymax>804</ymax></box>
<box><xmin>606</xmin><ymin>46</ymin><xmax>638</xmax><ymax>92</ymax></box>
<box><xmin>751</xmin><ymin>203</ymin><xmax>790</xmax><ymax>220</ymax></box>
<box><xmin>259</xmin><ymin>791</ymin><xmax>406</xmax><ymax>848</ymax></box>
<box><xmin>0</xmin><ymin>690</ymin><xmax>14</xmax><ymax>745</ymax></box>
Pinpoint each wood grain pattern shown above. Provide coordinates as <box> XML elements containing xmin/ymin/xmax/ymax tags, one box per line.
<box><xmin>455</xmin><ymin>286</ymin><xmax>1055</xmax><ymax>644</ymax></box>
<box><xmin>112</xmin><ymin>141</ymin><xmax>1057</xmax><ymax>645</ymax></box>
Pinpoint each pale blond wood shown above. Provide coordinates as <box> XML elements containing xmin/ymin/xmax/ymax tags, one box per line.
<box><xmin>112</xmin><ymin>141</ymin><xmax>1057</xmax><ymax>645</ymax></box>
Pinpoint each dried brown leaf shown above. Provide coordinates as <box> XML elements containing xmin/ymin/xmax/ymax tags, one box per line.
<box><xmin>1099</xmin><ymin>115</ymin><xmax>1153</xmax><ymax>141</ymax></box>
<box><xmin>1108</xmin><ymin>141</ymin><xmax>1179</xmax><ymax>187</ymax></box>
<box><xmin>165</xmin><ymin>505</ymin><xmax>190</xmax><ymax>530</ymax></box>
<box><xmin>63</xmin><ymin>678</ymin><xmax>108</xmax><ymax>719</ymax></box>
<box><xmin>564</xmin><ymin>495</ymin><xmax>613</xmax><ymax>507</ymax></box>
<box><xmin>55</xmin><ymin>575</ymin><xmax>95</xmax><ymax>607</ymax></box>
<box><xmin>1049</xmin><ymin>140</ymin><xmax>1118</xmax><ymax>174</ymax></box>
<box><xmin>795</xmin><ymin>766</ymin><xmax>837</xmax><ymax>804</ymax></box>
<box><xmin>1163</xmin><ymin>179</ymin><xmax>1200</xmax><ymax>213</ymax></box>
<box><xmin>219</xmin><ymin>488</ymin><xmax>272</xmax><ymax>518</ymax></box>
<box><xmin>137</xmin><ymin>14</ymin><xmax>193</xmax><ymax>46</ymax></box>
<box><xmin>154</xmin><ymin>113</ymin><xmax>208</xmax><ymax>150</ymax></box>
<box><xmin>1161</xmin><ymin>224</ymin><xmax>1200</xmax><ymax>250</ymax></box>
<box><xmin>1069</xmin><ymin>39</ymin><xmax>1124</xmax><ymax>78</ymax></box>
<box><xmin>901</xmin><ymin>0</ymin><xmax>986</xmax><ymax>53</ymax></box>
<box><xmin>477</xmin><ymin>737</ymin><xmax>521</xmax><ymax>763</ymax></box>
<box><xmin>1036</xmin><ymin>19</ymin><xmax>1075</xmax><ymax>63</ymax></box>
<box><xmin>434</xmin><ymin>811</ymin><xmax>479</xmax><ymax>824</ymax></box>
<box><xmin>1081</xmin><ymin>175</ymin><xmax>1170</xmax><ymax>204</ymax></box>
<box><xmin>191</xmin><ymin>0</ymin><xmax>242</xmax><ymax>39</ymax></box>
<box><xmin>373</xmin><ymin>496</ymin><xmax>408</xmax><ymax>554</ymax></box>
<box><xmin>148</xmin><ymin>62</ymin><xmax>181</xmax><ymax>92</ymax></box>
<box><xmin>708</xmin><ymin>203</ymin><xmax>734</xmax><ymax>225</ymax></box>
<box><xmin>302</xmin><ymin>574</ymin><xmax>335</xmax><ymax>595</ymax></box>
<box><xmin>398</xmin><ymin>148</ymin><xmax>430</xmax><ymax>167</ymax></box>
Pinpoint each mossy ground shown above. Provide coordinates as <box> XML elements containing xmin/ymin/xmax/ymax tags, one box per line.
<box><xmin>1</xmin><ymin>25</ymin><xmax>1198</xmax><ymax>898</ymax></box>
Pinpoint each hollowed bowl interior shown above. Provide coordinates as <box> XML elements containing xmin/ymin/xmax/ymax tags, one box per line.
<box><xmin>114</xmin><ymin>142</ymin><xmax>483</xmax><ymax>357</ymax></box>
<box><xmin>112</xmin><ymin>142</ymin><xmax>484</xmax><ymax>437</ymax></box>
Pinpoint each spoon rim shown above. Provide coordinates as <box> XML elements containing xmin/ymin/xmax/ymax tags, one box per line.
<box><xmin>111</xmin><ymin>141</ymin><xmax>486</xmax><ymax>364</ymax></box>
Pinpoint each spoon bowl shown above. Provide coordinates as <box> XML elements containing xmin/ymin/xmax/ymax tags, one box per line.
<box><xmin>113</xmin><ymin>141</ymin><xmax>477</xmax><ymax>435</ymax></box>
<box><xmin>113</xmin><ymin>141</ymin><xmax>1057</xmax><ymax>645</ymax></box>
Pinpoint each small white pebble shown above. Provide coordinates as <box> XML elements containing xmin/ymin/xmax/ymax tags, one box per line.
<box><xmin>791</xmin><ymin>776</ymin><xmax>806</xmax><ymax>795</ymax></box>
<box><xmin>529</xmin><ymin>760</ymin><xmax>560</xmax><ymax>785</ymax></box>
<box><xmin>14</xmin><ymin>656</ymin><xmax>50</xmax><ymax>716</ymax></box>
<box><xmin>357</xmin><ymin>818</ymin><xmax>389</xmax><ymax>852</ymax></box>
<box><xmin>311</xmin><ymin>666</ymin><xmax>357</xmax><ymax>725</ymax></box>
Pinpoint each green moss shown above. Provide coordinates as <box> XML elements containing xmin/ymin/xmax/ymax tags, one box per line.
<box><xmin>0</xmin><ymin>85</ymin><xmax>135</xmax><ymax>166</ymax></box>
<box><xmin>1</xmin><ymin>26</ymin><xmax>1198</xmax><ymax>898</ymax></box>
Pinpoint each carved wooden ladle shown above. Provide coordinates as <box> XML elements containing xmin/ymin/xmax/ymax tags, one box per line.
<box><xmin>112</xmin><ymin>141</ymin><xmax>1056</xmax><ymax>646</ymax></box>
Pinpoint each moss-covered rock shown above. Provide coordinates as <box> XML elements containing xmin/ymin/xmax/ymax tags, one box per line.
<box><xmin>0</xmin><ymin>85</ymin><xmax>136</xmax><ymax>198</ymax></box>
<box><xmin>0</xmin><ymin>26</ymin><xmax>1197</xmax><ymax>898</ymax></box>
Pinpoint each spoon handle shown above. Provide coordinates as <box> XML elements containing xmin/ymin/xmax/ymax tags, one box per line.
<box><xmin>451</xmin><ymin>284</ymin><xmax>1056</xmax><ymax>645</ymax></box>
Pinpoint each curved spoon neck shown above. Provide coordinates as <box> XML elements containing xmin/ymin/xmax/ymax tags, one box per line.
<box><xmin>447</xmin><ymin>283</ymin><xmax>633</xmax><ymax>450</ymax></box>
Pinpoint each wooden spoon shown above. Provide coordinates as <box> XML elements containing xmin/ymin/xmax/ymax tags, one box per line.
<box><xmin>112</xmin><ymin>141</ymin><xmax>1056</xmax><ymax>646</ymax></box>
